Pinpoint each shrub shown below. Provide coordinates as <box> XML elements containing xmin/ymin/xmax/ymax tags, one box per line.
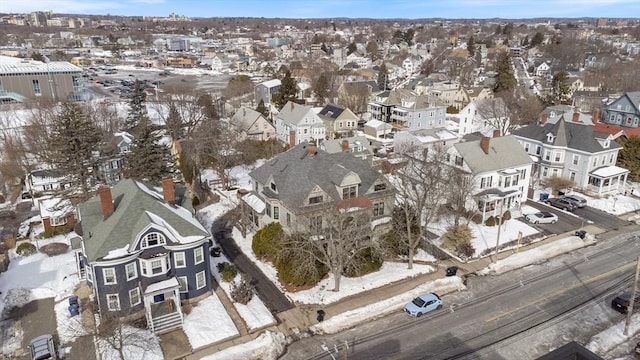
<box><xmin>16</xmin><ymin>242</ymin><xmax>36</xmax><ymax>256</ymax></box>
<box><xmin>344</xmin><ymin>247</ymin><xmax>383</xmax><ymax>277</ymax></box>
<box><xmin>275</xmin><ymin>252</ymin><xmax>327</xmax><ymax>287</ymax></box>
<box><xmin>40</xmin><ymin>242</ymin><xmax>68</xmax><ymax>256</ymax></box>
<box><xmin>42</xmin><ymin>225</ymin><xmax>70</xmax><ymax>239</ymax></box>
<box><xmin>485</xmin><ymin>216</ymin><xmax>496</xmax><ymax>227</ymax></box>
<box><xmin>217</xmin><ymin>262</ymin><xmax>238</xmax><ymax>282</ymax></box>
<box><xmin>441</xmin><ymin>224</ymin><xmax>475</xmax><ymax>258</ymax></box>
<box><xmin>380</xmin><ymin>230</ymin><xmax>408</xmax><ymax>257</ymax></box>
<box><xmin>230</xmin><ymin>276</ymin><xmax>253</xmax><ymax>304</ymax></box>
<box><xmin>456</xmin><ymin>241</ymin><xmax>476</xmax><ymax>259</ymax></box>
<box><xmin>252</xmin><ymin>222</ymin><xmax>284</xmax><ymax>259</ymax></box>
<box><xmin>191</xmin><ymin>196</ymin><xmax>200</xmax><ymax>207</ymax></box>
<box><xmin>502</xmin><ymin>210</ymin><xmax>512</xmax><ymax>221</ymax></box>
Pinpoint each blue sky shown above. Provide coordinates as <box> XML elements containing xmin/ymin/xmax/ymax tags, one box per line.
<box><xmin>4</xmin><ymin>0</ymin><xmax>640</xmax><ymax>19</ymax></box>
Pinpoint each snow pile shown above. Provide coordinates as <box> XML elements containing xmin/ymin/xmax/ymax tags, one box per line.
<box><xmin>311</xmin><ymin>276</ymin><xmax>466</xmax><ymax>335</ymax></box>
<box><xmin>210</xmin><ymin>254</ymin><xmax>276</xmax><ymax>330</ymax></box>
<box><xmin>586</xmin><ymin>312</ymin><xmax>640</xmax><ymax>355</ymax></box>
<box><xmin>479</xmin><ymin>235</ymin><xmax>596</xmax><ymax>275</ymax></box>
<box><xmin>580</xmin><ymin>192</ymin><xmax>640</xmax><ymax>216</ymax></box>
<box><xmin>182</xmin><ymin>294</ymin><xmax>239</xmax><ymax>349</ymax></box>
<box><xmin>200</xmin><ymin>331</ymin><xmax>287</xmax><ymax>360</ymax></box>
<box><xmin>95</xmin><ymin>325</ymin><xmax>164</xmax><ymax>360</ymax></box>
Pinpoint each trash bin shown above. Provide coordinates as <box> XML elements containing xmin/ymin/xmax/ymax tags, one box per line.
<box><xmin>575</xmin><ymin>230</ymin><xmax>587</xmax><ymax>239</ymax></box>
<box><xmin>210</xmin><ymin>247</ymin><xmax>222</xmax><ymax>257</ymax></box>
<box><xmin>69</xmin><ymin>296</ymin><xmax>79</xmax><ymax>306</ymax></box>
<box><xmin>446</xmin><ymin>266</ymin><xmax>458</xmax><ymax>277</ymax></box>
<box><xmin>68</xmin><ymin>304</ymin><xmax>79</xmax><ymax>317</ymax></box>
<box><xmin>539</xmin><ymin>193</ymin><xmax>550</xmax><ymax>202</ymax></box>
<box><xmin>316</xmin><ymin>309</ymin><xmax>325</xmax><ymax>322</ymax></box>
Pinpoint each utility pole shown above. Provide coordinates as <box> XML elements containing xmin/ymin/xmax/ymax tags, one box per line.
<box><xmin>494</xmin><ymin>200</ymin><xmax>504</xmax><ymax>260</ymax></box>
<box><xmin>624</xmin><ymin>253</ymin><xmax>640</xmax><ymax>335</ymax></box>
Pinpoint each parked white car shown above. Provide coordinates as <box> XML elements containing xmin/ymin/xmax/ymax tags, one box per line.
<box><xmin>525</xmin><ymin>211</ymin><xmax>558</xmax><ymax>224</ymax></box>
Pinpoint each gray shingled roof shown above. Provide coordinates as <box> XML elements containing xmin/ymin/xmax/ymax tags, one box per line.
<box><xmin>78</xmin><ymin>179</ymin><xmax>209</xmax><ymax>262</ymax></box>
<box><xmin>454</xmin><ymin>135</ymin><xmax>532</xmax><ymax>174</ymax></box>
<box><xmin>276</xmin><ymin>101</ymin><xmax>317</xmax><ymax>126</ymax></box>
<box><xmin>230</xmin><ymin>106</ymin><xmax>264</xmax><ymax>132</ymax></box>
<box><xmin>248</xmin><ymin>143</ymin><xmax>383</xmax><ymax>212</ymax></box>
<box><xmin>513</xmin><ymin>117</ymin><xmax>621</xmax><ymax>153</ymax></box>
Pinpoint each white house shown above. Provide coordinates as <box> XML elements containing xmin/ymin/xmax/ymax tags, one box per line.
<box><xmin>394</xmin><ymin>128</ymin><xmax>459</xmax><ymax>154</ymax></box>
<box><xmin>450</xmin><ymin>134</ymin><xmax>533</xmax><ymax>221</ymax></box>
<box><xmin>535</xmin><ymin>62</ymin><xmax>551</xmax><ymax>77</ymax></box>
<box><xmin>275</xmin><ymin>101</ymin><xmax>326</xmax><ymax>146</ymax></box>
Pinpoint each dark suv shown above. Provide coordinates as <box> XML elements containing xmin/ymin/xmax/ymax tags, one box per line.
<box><xmin>611</xmin><ymin>293</ymin><xmax>640</xmax><ymax>314</ymax></box>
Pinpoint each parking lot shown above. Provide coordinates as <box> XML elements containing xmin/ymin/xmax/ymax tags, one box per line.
<box><xmin>525</xmin><ymin>200</ymin><xmax>631</xmax><ymax>235</ymax></box>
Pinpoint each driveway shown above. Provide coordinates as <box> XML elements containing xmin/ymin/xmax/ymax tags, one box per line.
<box><xmin>4</xmin><ymin>298</ymin><xmax>56</xmax><ymax>360</ymax></box>
<box><xmin>525</xmin><ymin>200</ymin><xmax>632</xmax><ymax>235</ymax></box>
<box><xmin>212</xmin><ymin>216</ymin><xmax>294</xmax><ymax>314</ymax></box>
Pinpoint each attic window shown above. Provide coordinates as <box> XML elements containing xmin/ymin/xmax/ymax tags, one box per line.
<box><xmin>374</xmin><ymin>183</ymin><xmax>387</xmax><ymax>191</ymax></box>
<box><xmin>309</xmin><ymin>195</ymin><xmax>323</xmax><ymax>205</ymax></box>
<box><xmin>142</xmin><ymin>233</ymin><xmax>166</xmax><ymax>249</ymax></box>
<box><xmin>546</xmin><ymin>133</ymin><xmax>555</xmax><ymax>143</ymax></box>
<box><xmin>270</xmin><ymin>182</ymin><xmax>277</xmax><ymax>191</ymax></box>
<box><xmin>604</xmin><ymin>139</ymin><xmax>610</xmax><ymax>148</ymax></box>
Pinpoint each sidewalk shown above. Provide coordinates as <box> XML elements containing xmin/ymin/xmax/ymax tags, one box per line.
<box><xmin>175</xmin><ymin>224</ymin><xmax>620</xmax><ymax>359</ymax></box>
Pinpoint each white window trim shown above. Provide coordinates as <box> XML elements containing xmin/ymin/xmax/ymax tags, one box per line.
<box><xmin>50</xmin><ymin>216</ymin><xmax>67</xmax><ymax>226</ymax></box>
<box><xmin>139</xmin><ymin>256</ymin><xmax>169</xmax><ymax>277</ymax></box>
<box><xmin>125</xmin><ymin>263</ymin><xmax>137</xmax><ymax>281</ymax></box>
<box><xmin>103</xmin><ymin>268</ymin><xmax>117</xmax><ymax>285</ymax></box>
<box><xmin>174</xmin><ymin>252</ymin><xmax>186</xmax><ymax>268</ymax></box>
<box><xmin>107</xmin><ymin>294</ymin><xmax>120</xmax><ymax>311</ymax></box>
<box><xmin>194</xmin><ymin>248</ymin><xmax>204</xmax><ymax>265</ymax></box>
<box><xmin>178</xmin><ymin>276</ymin><xmax>188</xmax><ymax>293</ymax></box>
<box><xmin>196</xmin><ymin>270</ymin><xmax>206</xmax><ymax>290</ymax></box>
<box><xmin>129</xmin><ymin>288</ymin><xmax>141</xmax><ymax>306</ymax></box>
<box><xmin>141</xmin><ymin>232</ymin><xmax>166</xmax><ymax>249</ymax></box>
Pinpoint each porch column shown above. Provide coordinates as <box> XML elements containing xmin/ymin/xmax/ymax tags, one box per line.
<box><xmin>173</xmin><ymin>288</ymin><xmax>184</xmax><ymax>323</ymax></box>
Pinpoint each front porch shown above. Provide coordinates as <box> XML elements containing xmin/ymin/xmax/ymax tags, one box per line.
<box><xmin>586</xmin><ymin>166</ymin><xmax>629</xmax><ymax>195</ymax></box>
<box><xmin>476</xmin><ymin>189</ymin><xmax>522</xmax><ymax>223</ymax></box>
<box><xmin>144</xmin><ymin>277</ymin><xmax>184</xmax><ymax>334</ymax></box>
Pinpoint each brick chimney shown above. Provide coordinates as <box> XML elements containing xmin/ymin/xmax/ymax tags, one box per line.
<box><xmin>306</xmin><ymin>143</ymin><xmax>317</xmax><ymax>156</ymax></box>
<box><xmin>289</xmin><ymin>130</ymin><xmax>296</xmax><ymax>148</ymax></box>
<box><xmin>540</xmin><ymin>113</ymin><xmax>548</xmax><ymax>124</ymax></box>
<box><xmin>341</xmin><ymin>139</ymin><xmax>350</xmax><ymax>152</ymax></box>
<box><xmin>492</xmin><ymin>129</ymin><xmax>500</xmax><ymax>138</ymax></box>
<box><xmin>592</xmin><ymin>108</ymin><xmax>600</xmax><ymax>124</ymax></box>
<box><xmin>572</xmin><ymin>112</ymin><xmax>580</xmax><ymax>122</ymax></box>
<box><xmin>162</xmin><ymin>177</ymin><xmax>175</xmax><ymax>204</ymax></box>
<box><xmin>480</xmin><ymin>136</ymin><xmax>490</xmax><ymax>154</ymax></box>
<box><xmin>98</xmin><ymin>187</ymin><xmax>114</xmax><ymax>219</ymax></box>
<box><xmin>290</xmin><ymin>102</ymin><xmax>295</xmax><ymax>111</ymax></box>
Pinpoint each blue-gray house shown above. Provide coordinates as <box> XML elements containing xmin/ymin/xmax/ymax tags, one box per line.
<box><xmin>76</xmin><ymin>178</ymin><xmax>212</xmax><ymax>333</ymax></box>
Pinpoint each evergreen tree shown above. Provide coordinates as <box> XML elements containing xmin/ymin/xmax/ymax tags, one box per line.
<box><xmin>256</xmin><ymin>99</ymin><xmax>269</xmax><ymax>117</ymax></box>
<box><xmin>48</xmin><ymin>102</ymin><xmax>102</xmax><ymax>200</ymax></box>
<box><xmin>545</xmin><ymin>70</ymin><xmax>571</xmax><ymax>105</ymax></box>
<box><xmin>347</xmin><ymin>42</ymin><xmax>357</xmax><ymax>55</ymax></box>
<box><xmin>272</xmin><ymin>70</ymin><xmax>298</xmax><ymax>110</ymax></box>
<box><xmin>521</xmin><ymin>35</ymin><xmax>529</xmax><ymax>47</ymax></box>
<box><xmin>124</xmin><ymin>80</ymin><xmax>147</xmax><ymax>133</ymax></box>
<box><xmin>165</xmin><ymin>102</ymin><xmax>183</xmax><ymax>140</ymax></box>
<box><xmin>313</xmin><ymin>72</ymin><xmax>330</xmax><ymax>104</ymax></box>
<box><xmin>493</xmin><ymin>52</ymin><xmax>516</xmax><ymax>93</ymax></box>
<box><xmin>617</xmin><ymin>136</ymin><xmax>640</xmax><ymax>182</ymax></box>
<box><xmin>124</xmin><ymin>116</ymin><xmax>174</xmax><ymax>184</ymax></box>
<box><xmin>377</xmin><ymin>63</ymin><xmax>389</xmax><ymax>90</ymax></box>
<box><xmin>467</xmin><ymin>36</ymin><xmax>475</xmax><ymax>57</ymax></box>
<box><xmin>531</xmin><ymin>32</ymin><xmax>544</xmax><ymax>47</ymax></box>
<box><xmin>366</xmin><ymin>41</ymin><xmax>378</xmax><ymax>60</ymax></box>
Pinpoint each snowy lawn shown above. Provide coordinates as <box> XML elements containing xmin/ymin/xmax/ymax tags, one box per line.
<box><xmin>230</xmin><ymin>227</ymin><xmax>436</xmax><ymax>305</ymax></box>
<box><xmin>479</xmin><ymin>234</ymin><xmax>596</xmax><ymax>275</ymax></box>
<box><xmin>95</xmin><ymin>325</ymin><xmax>164</xmax><ymax>360</ymax></box>
<box><xmin>587</xmin><ymin>312</ymin><xmax>640</xmax><ymax>355</ymax></box>
<box><xmin>430</xmin><ymin>214</ymin><xmax>540</xmax><ymax>259</ymax></box>
<box><xmin>578</xmin><ymin>192</ymin><xmax>640</xmax><ymax>216</ymax></box>
<box><xmin>311</xmin><ymin>276</ymin><xmax>466</xmax><ymax>335</ymax></box>
<box><xmin>182</xmin><ymin>294</ymin><xmax>239</xmax><ymax>350</ymax></box>
<box><xmin>210</xmin><ymin>253</ymin><xmax>276</xmax><ymax>331</ymax></box>
<box><xmin>200</xmin><ymin>331</ymin><xmax>287</xmax><ymax>360</ymax></box>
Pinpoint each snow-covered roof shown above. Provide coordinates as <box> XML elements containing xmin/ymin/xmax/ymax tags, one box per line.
<box><xmin>0</xmin><ymin>55</ymin><xmax>82</xmax><ymax>75</ymax></box>
<box><xmin>591</xmin><ymin>165</ymin><xmax>629</xmax><ymax>178</ymax></box>
<box><xmin>242</xmin><ymin>193</ymin><xmax>265</xmax><ymax>213</ymax></box>
<box><xmin>145</xmin><ymin>277</ymin><xmax>180</xmax><ymax>294</ymax></box>
<box><xmin>39</xmin><ymin>198</ymin><xmax>74</xmax><ymax>219</ymax></box>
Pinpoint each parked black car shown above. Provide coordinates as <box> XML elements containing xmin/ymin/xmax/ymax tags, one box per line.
<box><xmin>611</xmin><ymin>293</ymin><xmax>640</xmax><ymax>314</ymax></box>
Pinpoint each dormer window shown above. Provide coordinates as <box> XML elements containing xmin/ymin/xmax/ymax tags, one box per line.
<box><xmin>342</xmin><ymin>185</ymin><xmax>357</xmax><ymax>199</ymax></box>
<box><xmin>604</xmin><ymin>139</ymin><xmax>610</xmax><ymax>148</ymax></box>
<box><xmin>374</xmin><ymin>183</ymin><xmax>387</xmax><ymax>191</ymax></box>
<box><xmin>309</xmin><ymin>195</ymin><xmax>323</xmax><ymax>205</ymax></box>
<box><xmin>270</xmin><ymin>182</ymin><xmax>277</xmax><ymax>191</ymax></box>
<box><xmin>142</xmin><ymin>232</ymin><xmax>166</xmax><ymax>249</ymax></box>
<box><xmin>546</xmin><ymin>133</ymin><xmax>555</xmax><ymax>143</ymax></box>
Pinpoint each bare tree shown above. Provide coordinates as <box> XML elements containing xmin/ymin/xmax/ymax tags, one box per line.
<box><xmin>337</xmin><ymin>84</ymin><xmax>369</xmax><ymax>114</ymax></box>
<box><xmin>474</xmin><ymin>97</ymin><xmax>512</xmax><ymax>136</ymax></box>
<box><xmin>282</xmin><ymin>205</ymin><xmax>377</xmax><ymax>292</ymax></box>
<box><xmin>394</xmin><ymin>145</ymin><xmax>451</xmax><ymax>269</ymax></box>
<box><xmin>150</xmin><ymin>82</ymin><xmax>210</xmax><ymax>137</ymax></box>
<box><xmin>96</xmin><ymin>313</ymin><xmax>159</xmax><ymax>360</ymax></box>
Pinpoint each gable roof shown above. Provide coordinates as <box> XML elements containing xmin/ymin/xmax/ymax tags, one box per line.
<box><xmin>78</xmin><ymin>179</ymin><xmax>209</xmax><ymax>262</ymax></box>
<box><xmin>277</xmin><ymin>101</ymin><xmax>319</xmax><ymax>126</ymax></box>
<box><xmin>514</xmin><ymin>117</ymin><xmax>622</xmax><ymax>153</ymax></box>
<box><xmin>318</xmin><ymin>104</ymin><xmax>346</xmax><ymax>120</ymax></box>
<box><xmin>230</xmin><ymin>106</ymin><xmax>265</xmax><ymax>131</ymax></box>
<box><xmin>454</xmin><ymin>135</ymin><xmax>532</xmax><ymax>174</ymax></box>
<box><xmin>248</xmin><ymin>143</ymin><xmax>383</xmax><ymax>212</ymax></box>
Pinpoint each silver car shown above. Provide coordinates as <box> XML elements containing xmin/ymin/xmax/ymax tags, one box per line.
<box><xmin>562</xmin><ymin>195</ymin><xmax>587</xmax><ymax>208</ymax></box>
<box><xmin>29</xmin><ymin>334</ymin><xmax>56</xmax><ymax>360</ymax></box>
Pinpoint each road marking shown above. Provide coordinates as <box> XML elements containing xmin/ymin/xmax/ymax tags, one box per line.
<box><xmin>485</xmin><ymin>262</ymin><xmax>636</xmax><ymax>323</ymax></box>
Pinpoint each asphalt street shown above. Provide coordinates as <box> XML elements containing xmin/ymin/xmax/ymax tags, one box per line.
<box><xmin>281</xmin><ymin>230</ymin><xmax>640</xmax><ymax>359</ymax></box>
